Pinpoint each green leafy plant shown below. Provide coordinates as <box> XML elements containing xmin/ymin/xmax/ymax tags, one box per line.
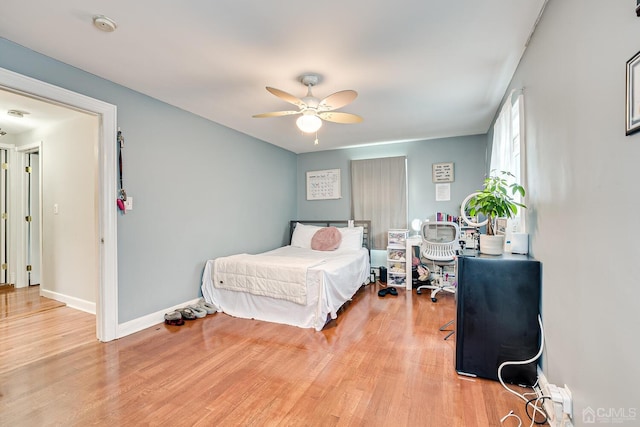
<box><xmin>467</xmin><ymin>170</ymin><xmax>526</xmax><ymax>235</ymax></box>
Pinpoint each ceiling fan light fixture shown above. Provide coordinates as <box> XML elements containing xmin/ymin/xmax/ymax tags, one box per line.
<box><xmin>296</xmin><ymin>114</ymin><xmax>322</xmax><ymax>133</ymax></box>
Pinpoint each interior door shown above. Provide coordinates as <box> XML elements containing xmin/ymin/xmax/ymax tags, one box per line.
<box><xmin>26</xmin><ymin>152</ymin><xmax>40</xmax><ymax>285</ymax></box>
<box><xmin>1</xmin><ymin>148</ymin><xmax>7</xmax><ymax>285</ymax></box>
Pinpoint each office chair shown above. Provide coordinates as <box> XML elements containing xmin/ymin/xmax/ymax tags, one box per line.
<box><xmin>417</xmin><ymin>221</ymin><xmax>460</xmax><ymax>340</ymax></box>
<box><xmin>416</xmin><ymin>221</ymin><xmax>460</xmax><ymax>303</ymax></box>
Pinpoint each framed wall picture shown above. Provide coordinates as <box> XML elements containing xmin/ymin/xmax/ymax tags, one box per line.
<box><xmin>432</xmin><ymin>162</ymin><xmax>454</xmax><ymax>183</ymax></box>
<box><xmin>626</xmin><ymin>50</ymin><xmax>640</xmax><ymax>135</ymax></box>
<box><xmin>306</xmin><ymin>168</ymin><xmax>341</xmax><ymax>200</ymax></box>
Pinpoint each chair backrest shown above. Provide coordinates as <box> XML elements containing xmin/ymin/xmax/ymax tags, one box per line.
<box><xmin>421</xmin><ymin>221</ymin><xmax>460</xmax><ymax>262</ymax></box>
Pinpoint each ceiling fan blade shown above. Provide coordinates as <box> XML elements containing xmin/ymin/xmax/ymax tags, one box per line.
<box><xmin>318</xmin><ymin>111</ymin><xmax>363</xmax><ymax>124</ymax></box>
<box><xmin>252</xmin><ymin>110</ymin><xmax>300</xmax><ymax>118</ymax></box>
<box><xmin>265</xmin><ymin>87</ymin><xmax>306</xmax><ymax>108</ymax></box>
<box><xmin>318</xmin><ymin>90</ymin><xmax>357</xmax><ymax>111</ymax></box>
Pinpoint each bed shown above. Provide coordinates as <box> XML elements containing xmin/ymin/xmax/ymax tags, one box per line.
<box><xmin>201</xmin><ymin>220</ymin><xmax>371</xmax><ymax>331</ymax></box>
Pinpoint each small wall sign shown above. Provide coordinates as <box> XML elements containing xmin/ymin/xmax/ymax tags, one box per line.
<box><xmin>432</xmin><ymin>162</ymin><xmax>454</xmax><ymax>183</ymax></box>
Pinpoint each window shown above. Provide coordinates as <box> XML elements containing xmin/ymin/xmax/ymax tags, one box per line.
<box><xmin>351</xmin><ymin>156</ymin><xmax>407</xmax><ymax>250</ymax></box>
<box><xmin>490</xmin><ymin>93</ymin><xmax>526</xmax><ymax>233</ymax></box>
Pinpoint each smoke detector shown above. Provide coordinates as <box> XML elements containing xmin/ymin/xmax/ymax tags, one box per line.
<box><xmin>93</xmin><ymin>15</ymin><xmax>117</xmax><ymax>32</ymax></box>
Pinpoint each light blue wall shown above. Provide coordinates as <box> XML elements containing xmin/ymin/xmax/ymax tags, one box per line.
<box><xmin>297</xmin><ymin>136</ymin><xmax>488</xmax><ymax>225</ymax></box>
<box><xmin>500</xmin><ymin>0</ymin><xmax>640</xmax><ymax>420</ymax></box>
<box><xmin>0</xmin><ymin>38</ymin><xmax>297</xmax><ymax>323</ymax></box>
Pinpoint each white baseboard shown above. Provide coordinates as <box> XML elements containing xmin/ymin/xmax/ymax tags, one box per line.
<box><xmin>116</xmin><ymin>298</ymin><xmax>201</xmax><ymax>339</ymax></box>
<box><xmin>40</xmin><ymin>289</ymin><xmax>96</xmax><ymax>314</ymax></box>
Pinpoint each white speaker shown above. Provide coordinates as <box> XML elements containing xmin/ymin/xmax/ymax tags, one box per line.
<box><xmin>509</xmin><ymin>233</ymin><xmax>529</xmax><ymax>254</ymax></box>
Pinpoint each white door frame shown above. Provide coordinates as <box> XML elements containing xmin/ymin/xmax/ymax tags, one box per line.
<box><xmin>0</xmin><ymin>66</ymin><xmax>118</xmax><ymax>342</ymax></box>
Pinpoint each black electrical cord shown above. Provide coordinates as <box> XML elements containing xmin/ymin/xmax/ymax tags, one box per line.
<box><xmin>525</xmin><ymin>396</ymin><xmax>550</xmax><ymax>425</ymax></box>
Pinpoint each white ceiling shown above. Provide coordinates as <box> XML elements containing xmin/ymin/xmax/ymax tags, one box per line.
<box><xmin>0</xmin><ymin>0</ymin><xmax>546</xmax><ymax>153</ymax></box>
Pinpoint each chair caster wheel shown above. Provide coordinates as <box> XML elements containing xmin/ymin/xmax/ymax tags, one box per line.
<box><xmin>416</xmin><ymin>290</ymin><xmax>422</xmax><ymax>295</ymax></box>
<box><xmin>431</xmin><ymin>297</ymin><xmax>437</xmax><ymax>302</ymax></box>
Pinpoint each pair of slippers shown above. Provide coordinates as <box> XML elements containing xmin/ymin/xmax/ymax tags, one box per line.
<box><xmin>378</xmin><ymin>287</ymin><xmax>398</xmax><ymax>297</ymax></box>
<box><xmin>164</xmin><ymin>299</ymin><xmax>217</xmax><ymax>326</ymax></box>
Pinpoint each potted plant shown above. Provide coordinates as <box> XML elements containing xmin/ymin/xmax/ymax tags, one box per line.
<box><xmin>465</xmin><ymin>170</ymin><xmax>526</xmax><ymax>255</ymax></box>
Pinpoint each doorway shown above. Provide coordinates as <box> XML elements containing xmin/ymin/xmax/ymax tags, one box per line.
<box><xmin>0</xmin><ymin>66</ymin><xmax>118</xmax><ymax>342</ymax></box>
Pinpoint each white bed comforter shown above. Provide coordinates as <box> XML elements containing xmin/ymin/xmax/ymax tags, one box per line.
<box><xmin>213</xmin><ymin>254</ymin><xmax>325</xmax><ymax>305</ymax></box>
<box><xmin>201</xmin><ymin>246</ymin><xmax>370</xmax><ymax>330</ymax></box>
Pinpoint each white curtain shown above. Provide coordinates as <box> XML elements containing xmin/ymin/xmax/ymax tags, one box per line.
<box><xmin>351</xmin><ymin>156</ymin><xmax>407</xmax><ymax>250</ymax></box>
<box><xmin>490</xmin><ymin>92</ymin><xmax>526</xmax><ymax>233</ymax></box>
<box><xmin>490</xmin><ymin>92</ymin><xmax>515</xmax><ymax>175</ymax></box>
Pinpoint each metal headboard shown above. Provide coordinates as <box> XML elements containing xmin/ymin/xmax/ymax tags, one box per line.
<box><xmin>289</xmin><ymin>220</ymin><xmax>372</xmax><ymax>252</ymax></box>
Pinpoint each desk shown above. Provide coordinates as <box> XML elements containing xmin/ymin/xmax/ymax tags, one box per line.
<box><xmin>455</xmin><ymin>253</ymin><xmax>541</xmax><ymax>386</ymax></box>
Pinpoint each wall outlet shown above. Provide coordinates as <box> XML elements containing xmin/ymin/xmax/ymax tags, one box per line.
<box><xmin>534</xmin><ymin>370</ymin><xmax>556</xmax><ymax>425</ymax></box>
<box><xmin>535</xmin><ymin>370</ymin><xmax>573</xmax><ymax>426</ymax></box>
<box><xmin>123</xmin><ymin>196</ymin><xmax>133</xmax><ymax>211</ymax></box>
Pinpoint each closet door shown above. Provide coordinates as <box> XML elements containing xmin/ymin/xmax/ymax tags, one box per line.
<box><xmin>1</xmin><ymin>148</ymin><xmax>7</xmax><ymax>285</ymax></box>
<box><xmin>26</xmin><ymin>152</ymin><xmax>40</xmax><ymax>285</ymax></box>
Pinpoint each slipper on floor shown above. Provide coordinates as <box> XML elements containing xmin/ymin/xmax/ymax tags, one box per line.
<box><xmin>377</xmin><ymin>287</ymin><xmax>398</xmax><ymax>297</ymax></box>
<box><xmin>165</xmin><ymin>317</ymin><xmax>185</xmax><ymax>326</ymax></box>
<box><xmin>164</xmin><ymin>311</ymin><xmax>184</xmax><ymax>326</ymax></box>
<box><xmin>187</xmin><ymin>305</ymin><xmax>207</xmax><ymax>318</ymax></box>
<box><xmin>176</xmin><ymin>307</ymin><xmax>197</xmax><ymax>320</ymax></box>
<box><xmin>197</xmin><ymin>298</ymin><xmax>217</xmax><ymax>314</ymax></box>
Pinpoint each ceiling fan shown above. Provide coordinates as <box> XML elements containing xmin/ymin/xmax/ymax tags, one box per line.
<box><xmin>253</xmin><ymin>73</ymin><xmax>363</xmax><ymax>134</ymax></box>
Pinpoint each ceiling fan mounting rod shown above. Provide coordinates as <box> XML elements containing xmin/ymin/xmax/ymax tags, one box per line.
<box><xmin>300</xmin><ymin>73</ymin><xmax>320</xmax><ymax>88</ymax></box>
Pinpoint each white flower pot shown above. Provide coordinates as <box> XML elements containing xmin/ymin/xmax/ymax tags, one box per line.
<box><xmin>479</xmin><ymin>234</ymin><xmax>505</xmax><ymax>255</ymax></box>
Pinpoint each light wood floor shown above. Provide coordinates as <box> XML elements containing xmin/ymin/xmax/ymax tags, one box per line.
<box><xmin>0</xmin><ymin>283</ymin><xmax>539</xmax><ymax>426</ymax></box>
<box><xmin>0</xmin><ymin>285</ymin><xmax>65</xmax><ymax>321</ymax></box>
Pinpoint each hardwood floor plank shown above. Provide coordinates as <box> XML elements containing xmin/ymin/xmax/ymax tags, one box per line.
<box><xmin>0</xmin><ymin>283</ymin><xmax>543</xmax><ymax>426</ymax></box>
<box><xmin>0</xmin><ymin>285</ymin><xmax>65</xmax><ymax>321</ymax></box>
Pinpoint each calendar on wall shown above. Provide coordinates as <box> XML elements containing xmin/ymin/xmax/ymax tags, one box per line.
<box><xmin>306</xmin><ymin>169</ymin><xmax>341</xmax><ymax>200</ymax></box>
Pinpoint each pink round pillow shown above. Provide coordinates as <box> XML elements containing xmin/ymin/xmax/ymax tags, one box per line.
<box><xmin>311</xmin><ymin>227</ymin><xmax>342</xmax><ymax>251</ymax></box>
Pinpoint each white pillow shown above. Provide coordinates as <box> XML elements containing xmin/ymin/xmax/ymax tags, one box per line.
<box><xmin>336</xmin><ymin>226</ymin><xmax>364</xmax><ymax>251</ymax></box>
<box><xmin>290</xmin><ymin>223</ymin><xmax>322</xmax><ymax>249</ymax></box>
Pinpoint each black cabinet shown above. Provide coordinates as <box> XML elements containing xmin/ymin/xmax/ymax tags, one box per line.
<box><xmin>455</xmin><ymin>254</ymin><xmax>541</xmax><ymax>386</ymax></box>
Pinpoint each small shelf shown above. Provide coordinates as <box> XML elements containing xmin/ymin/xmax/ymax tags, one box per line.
<box><xmin>387</xmin><ymin>229</ymin><xmax>408</xmax><ymax>288</ymax></box>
